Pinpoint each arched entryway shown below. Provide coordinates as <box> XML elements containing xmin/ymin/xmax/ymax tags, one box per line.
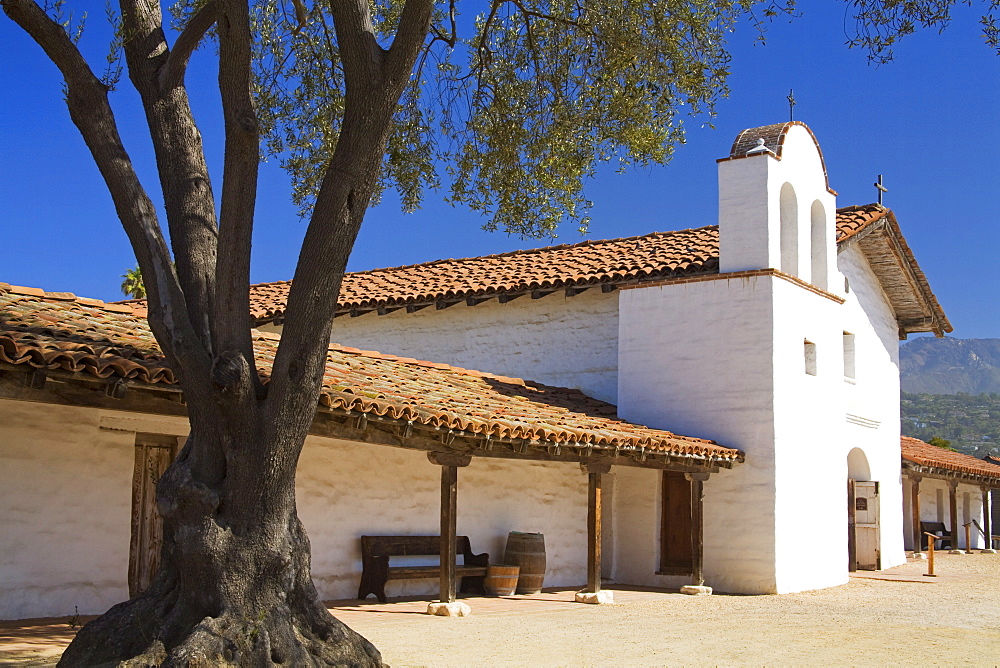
<box><xmin>847</xmin><ymin>448</ymin><xmax>880</xmax><ymax>571</ymax></box>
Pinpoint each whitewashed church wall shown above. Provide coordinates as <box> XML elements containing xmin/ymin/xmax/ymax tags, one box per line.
<box><xmin>618</xmin><ymin>276</ymin><xmax>781</xmax><ymax>594</ymax></box>
<box><xmin>0</xmin><ymin>400</ymin><xmax>134</xmax><ymax>620</ymax></box>
<box><xmin>322</xmin><ymin>288</ymin><xmax>621</xmax><ymax>404</ymax></box>
<box><xmin>769</xmin><ymin>278</ymin><xmax>852</xmax><ymax>593</ymax></box>
<box><xmin>838</xmin><ymin>245</ymin><xmax>906</xmax><ymax>568</ymax></box>
<box><xmin>296</xmin><ymin>437</ymin><xmax>590</xmax><ymax>601</ymax></box>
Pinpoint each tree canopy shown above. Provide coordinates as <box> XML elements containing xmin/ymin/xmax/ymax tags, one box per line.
<box><xmin>2</xmin><ymin>0</ymin><xmax>997</xmax><ymax>663</ymax></box>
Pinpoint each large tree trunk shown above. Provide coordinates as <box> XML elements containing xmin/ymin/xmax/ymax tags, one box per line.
<box><xmin>60</xmin><ymin>417</ymin><xmax>382</xmax><ymax>666</ymax></box>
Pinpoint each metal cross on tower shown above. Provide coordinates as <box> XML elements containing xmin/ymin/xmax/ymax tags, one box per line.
<box><xmin>787</xmin><ymin>89</ymin><xmax>796</xmax><ymax>121</ymax></box>
<box><xmin>874</xmin><ymin>174</ymin><xmax>888</xmax><ymax>205</ymax></box>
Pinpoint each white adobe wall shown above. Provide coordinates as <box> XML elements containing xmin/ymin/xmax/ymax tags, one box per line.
<box><xmin>0</xmin><ymin>397</ymin><xmax>592</xmax><ymax>619</ymax></box>
<box><xmin>0</xmin><ymin>400</ymin><xmax>135</xmax><ymax>620</ymax></box>
<box><xmin>297</xmin><ymin>437</ymin><xmax>590</xmax><ymax>600</ymax></box>
<box><xmin>317</xmin><ymin>288</ymin><xmax>621</xmax><ymax>404</ymax></box>
<box><xmin>837</xmin><ymin>245</ymin><xmax>906</xmax><ymax>569</ymax></box>
<box><xmin>617</xmin><ymin>275</ymin><xmax>782</xmax><ymax>593</ymax></box>
<box><xmin>901</xmin><ymin>477</ymin><xmax>987</xmax><ymax>550</ymax></box>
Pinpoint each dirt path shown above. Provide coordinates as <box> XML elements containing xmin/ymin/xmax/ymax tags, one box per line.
<box><xmin>4</xmin><ymin>554</ymin><xmax>1000</xmax><ymax>666</ymax></box>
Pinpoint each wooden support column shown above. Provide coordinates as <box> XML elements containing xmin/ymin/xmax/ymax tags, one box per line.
<box><xmin>428</xmin><ymin>452</ymin><xmax>472</xmax><ymax>604</ymax></box>
<box><xmin>982</xmin><ymin>486</ymin><xmax>996</xmax><ymax>553</ymax></box>
<box><xmin>685</xmin><ymin>472</ymin><xmax>710</xmax><ymax>587</ymax></box>
<box><xmin>582</xmin><ymin>462</ymin><xmax>611</xmax><ymax>594</ymax></box>
<box><xmin>910</xmin><ymin>474</ymin><xmax>923</xmax><ymax>555</ymax></box>
<box><xmin>948</xmin><ymin>480</ymin><xmax>962</xmax><ymax>553</ymax></box>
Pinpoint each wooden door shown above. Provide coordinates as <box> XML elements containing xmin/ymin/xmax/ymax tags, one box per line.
<box><xmin>659</xmin><ymin>471</ymin><xmax>693</xmax><ymax>574</ymax></box>
<box><xmin>851</xmin><ymin>480</ymin><xmax>880</xmax><ymax>571</ymax></box>
<box><xmin>128</xmin><ymin>436</ymin><xmax>177</xmax><ymax>598</ymax></box>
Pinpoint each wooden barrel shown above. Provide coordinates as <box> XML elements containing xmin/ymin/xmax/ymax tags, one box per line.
<box><xmin>504</xmin><ymin>532</ymin><xmax>546</xmax><ymax>594</ymax></box>
<box><xmin>484</xmin><ymin>564</ymin><xmax>520</xmax><ymax>596</ymax></box>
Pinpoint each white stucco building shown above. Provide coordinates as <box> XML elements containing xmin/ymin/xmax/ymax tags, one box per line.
<box><xmin>1</xmin><ymin>121</ymin><xmax>971</xmax><ymax>621</ymax></box>
<box><xmin>266</xmin><ymin>122</ymin><xmax>951</xmax><ymax>594</ymax></box>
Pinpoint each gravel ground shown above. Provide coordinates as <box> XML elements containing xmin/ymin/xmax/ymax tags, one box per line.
<box><xmin>359</xmin><ymin>554</ymin><xmax>1000</xmax><ymax>666</ymax></box>
<box><xmin>3</xmin><ymin>553</ymin><xmax>999</xmax><ymax>666</ymax></box>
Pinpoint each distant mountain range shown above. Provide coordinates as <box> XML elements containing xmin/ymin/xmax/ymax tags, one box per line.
<box><xmin>900</xmin><ymin>337</ymin><xmax>1000</xmax><ymax>395</ymax></box>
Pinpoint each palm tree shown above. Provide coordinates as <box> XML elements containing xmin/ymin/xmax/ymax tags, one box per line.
<box><xmin>120</xmin><ymin>266</ymin><xmax>145</xmax><ymax>299</ymax></box>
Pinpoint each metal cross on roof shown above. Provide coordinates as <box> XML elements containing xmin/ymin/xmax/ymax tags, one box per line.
<box><xmin>787</xmin><ymin>89</ymin><xmax>796</xmax><ymax>122</ymax></box>
<box><xmin>874</xmin><ymin>174</ymin><xmax>888</xmax><ymax>205</ymax></box>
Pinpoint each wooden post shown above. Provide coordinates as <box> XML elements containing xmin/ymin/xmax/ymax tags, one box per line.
<box><xmin>964</xmin><ymin>523</ymin><xmax>972</xmax><ymax>553</ymax></box>
<box><xmin>983</xmin><ymin>486</ymin><xmax>996</xmax><ymax>553</ymax></box>
<box><xmin>948</xmin><ymin>480</ymin><xmax>961</xmax><ymax>553</ymax></box>
<box><xmin>847</xmin><ymin>479</ymin><xmax>857</xmax><ymax>572</ymax></box>
<box><xmin>685</xmin><ymin>472</ymin><xmax>710</xmax><ymax>586</ymax></box>
<box><xmin>582</xmin><ymin>462</ymin><xmax>611</xmax><ymax>594</ymax></box>
<box><xmin>428</xmin><ymin>452</ymin><xmax>471</xmax><ymax>604</ymax></box>
<box><xmin>910</xmin><ymin>474</ymin><xmax>923</xmax><ymax>555</ymax></box>
<box><xmin>923</xmin><ymin>532</ymin><xmax>937</xmax><ymax>577</ymax></box>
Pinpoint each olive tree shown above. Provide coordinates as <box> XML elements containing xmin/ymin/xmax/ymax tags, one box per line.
<box><xmin>1</xmin><ymin>0</ymin><xmax>993</xmax><ymax>664</ymax></box>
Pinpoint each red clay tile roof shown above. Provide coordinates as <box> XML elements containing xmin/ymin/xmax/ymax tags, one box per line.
<box><xmin>243</xmin><ymin>226</ymin><xmax>721</xmax><ymax>322</ymax></box>
<box><xmin>984</xmin><ymin>455</ymin><xmax>1000</xmax><ymax>468</ymax></box>
<box><xmin>901</xmin><ymin>436</ymin><xmax>1000</xmax><ymax>482</ymax></box>
<box><xmin>233</xmin><ymin>204</ymin><xmax>939</xmax><ymax>335</ymax></box>
<box><xmin>0</xmin><ymin>283</ymin><xmax>741</xmax><ymax>462</ymax></box>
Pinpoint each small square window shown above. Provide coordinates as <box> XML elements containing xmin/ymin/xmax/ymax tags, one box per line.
<box><xmin>843</xmin><ymin>332</ymin><xmax>856</xmax><ymax>381</ymax></box>
<box><xmin>804</xmin><ymin>340</ymin><xmax>817</xmax><ymax>376</ymax></box>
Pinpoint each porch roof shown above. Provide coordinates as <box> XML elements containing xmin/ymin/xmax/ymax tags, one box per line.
<box><xmin>901</xmin><ymin>436</ymin><xmax>1000</xmax><ymax>485</ymax></box>
<box><xmin>0</xmin><ymin>283</ymin><xmax>742</xmax><ymax>470</ymax></box>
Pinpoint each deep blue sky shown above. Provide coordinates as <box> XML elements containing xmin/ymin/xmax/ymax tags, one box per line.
<box><xmin>2</xmin><ymin>3</ymin><xmax>998</xmax><ymax>337</ymax></box>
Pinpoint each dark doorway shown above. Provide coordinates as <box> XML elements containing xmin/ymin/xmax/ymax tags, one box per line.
<box><xmin>659</xmin><ymin>471</ymin><xmax>693</xmax><ymax>574</ymax></box>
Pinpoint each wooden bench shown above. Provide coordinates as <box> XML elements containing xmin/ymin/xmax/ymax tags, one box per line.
<box><xmin>920</xmin><ymin>521</ymin><xmax>952</xmax><ymax>550</ymax></box>
<box><xmin>357</xmin><ymin>535</ymin><xmax>489</xmax><ymax>603</ymax></box>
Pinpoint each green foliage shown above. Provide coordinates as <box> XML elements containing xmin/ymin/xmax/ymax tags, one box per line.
<box><xmin>162</xmin><ymin>0</ymin><xmax>798</xmax><ymax>238</ymax></box>
<box><xmin>845</xmin><ymin>0</ymin><xmax>1000</xmax><ymax>63</ymax></box>
<box><xmin>120</xmin><ymin>266</ymin><xmax>146</xmax><ymax>299</ymax></box>
<box><xmin>901</xmin><ymin>392</ymin><xmax>1000</xmax><ymax>457</ymax></box>
<box><xmin>927</xmin><ymin>436</ymin><xmax>954</xmax><ymax>450</ymax></box>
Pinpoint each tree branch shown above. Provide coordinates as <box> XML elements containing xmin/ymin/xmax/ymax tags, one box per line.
<box><xmin>385</xmin><ymin>0</ymin><xmax>434</xmax><ymax>83</ymax></box>
<box><xmin>120</xmin><ymin>0</ymin><xmax>219</xmax><ymax>355</ymax></box>
<box><xmin>159</xmin><ymin>0</ymin><xmax>219</xmax><ymax>91</ymax></box>
<box><xmin>328</xmin><ymin>0</ymin><xmax>384</xmax><ymax>88</ymax></box>
<box><xmin>0</xmin><ymin>0</ymin><xmax>212</xmax><ymax>390</ymax></box>
<box><xmin>213</xmin><ymin>0</ymin><xmax>260</xmax><ymax>382</ymax></box>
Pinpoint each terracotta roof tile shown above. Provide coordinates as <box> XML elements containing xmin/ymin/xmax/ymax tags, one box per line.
<box><xmin>237</xmin><ymin>207</ymin><xmax>887</xmax><ymax>322</ymax></box>
<box><xmin>0</xmin><ymin>284</ymin><xmax>741</xmax><ymax>462</ymax></box>
<box><xmin>901</xmin><ymin>436</ymin><xmax>1000</xmax><ymax>482</ymax></box>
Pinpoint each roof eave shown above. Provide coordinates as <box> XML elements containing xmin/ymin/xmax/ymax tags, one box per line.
<box><xmin>839</xmin><ymin>210</ymin><xmax>952</xmax><ymax>339</ymax></box>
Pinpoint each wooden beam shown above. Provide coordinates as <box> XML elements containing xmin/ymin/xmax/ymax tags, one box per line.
<box><xmin>586</xmin><ymin>470</ymin><xmax>603</xmax><ymax>593</ymax></box>
<box><xmin>910</xmin><ymin>474</ymin><xmax>922</xmax><ymax>553</ymax></box>
<box><xmin>982</xmin><ymin>486</ymin><xmax>993</xmax><ymax>552</ymax></box>
<box><xmin>435</xmin><ymin>300</ymin><xmax>461</xmax><ymax>310</ymax></box>
<box><xmin>685</xmin><ymin>472</ymin><xmax>708</xmax><ymax>586</ymax></box>
<box><xmin>847</xmin><ymin>479</ymin><xmax>857</xmax><ymax>572</ymax></box>
<box><xmin>565</xmin><ymin>286</ymin><xmax>589</xmax><ymax>297</ymax></box>
<box><xmin>427</xmin><ymin>451</ymin><xmax>471</xmax><ymax>468</ymax></box>
<box><xmin>439</xmin><ymin>463</ymin><xmax>458</xmax><ymax>603</ymax></box>
<box><xmin>406</xmin><ymin>303</ymin><xmax>430</xmax><ymax>313</ymax></box>
<box><xmin>465</xmin><ymin>295</ymin><xmax>493</xmax><ymax>306</ymax></box>
<box><xmin>948</xmin><ymin>481</ymin><xmax>960</xmax><ymax>550</ymax></box>
<box><xmin>600</xmin><ymin>283</ymin><xmax>617</xmax><ymax>293</ymax></box>
<box><xmin>498</xmin><ymin>293</ymin><xmax>523</xmax><ymax>304</ymax></box>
